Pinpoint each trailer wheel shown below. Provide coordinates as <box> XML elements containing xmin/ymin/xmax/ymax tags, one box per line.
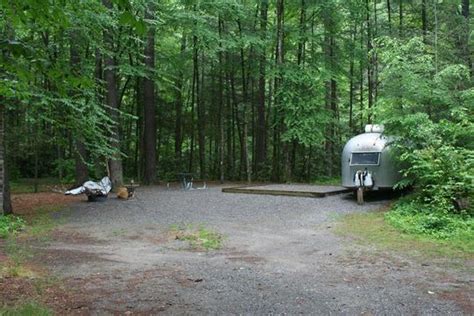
<box><xmin>357</xmin><ymin>187</ymin><xmax>364</xmax><ymax>205</ymax></box>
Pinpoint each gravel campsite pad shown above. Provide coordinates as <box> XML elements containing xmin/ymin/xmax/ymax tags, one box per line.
<box><xmin>18</xmin><ymin>185</ymin><xmax>473</xmax><ymax>314</ymax></box>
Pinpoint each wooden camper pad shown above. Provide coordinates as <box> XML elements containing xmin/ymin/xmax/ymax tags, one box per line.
<box><xmin>222</xmin><ymin>184</ymin><xmax>350</xmax><ymax>198</ymax></box>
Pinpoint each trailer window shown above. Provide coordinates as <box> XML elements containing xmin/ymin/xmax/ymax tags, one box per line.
<box><xmin>350</xmin><ymin>152</ymin><xmax>380</xmax><ymax>165</ymax></box>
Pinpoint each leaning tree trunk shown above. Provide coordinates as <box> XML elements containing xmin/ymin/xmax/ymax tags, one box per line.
<box><xmin>102</xmin><ymin>0</ymin><xmax>123</xmax><ymax>189</ymax></box>
<box><xmin>142</xmin><ymin>5</ymin><xmax>157</xmax><ymax>185</ymax></box>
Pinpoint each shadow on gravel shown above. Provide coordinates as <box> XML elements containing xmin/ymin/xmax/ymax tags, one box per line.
<box><xmin>341</xmin><ymin>189</ymin><xmax>405</xmax><ymax>203</ymax></box>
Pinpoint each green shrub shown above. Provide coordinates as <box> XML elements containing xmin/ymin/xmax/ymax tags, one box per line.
<box><xmin>386</xmin><ymin>197</ymin><xmax>474</xmax><ymax>240</ymax></box>
<box><xmin>376</xmin><ymin>37</ymin><xmax>474</xmax><ymax>218</ymax></box>
<box><xmin>398</xmin><ymin>144</ymin><xmax>473</xmax><ymax>214</ymax></box>
<box><xmin>0</xmin><ymin>216</ymin><xmax>26</xmax><ymax>239</ymax></box>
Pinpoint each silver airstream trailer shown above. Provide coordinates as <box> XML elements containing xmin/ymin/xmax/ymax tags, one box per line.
<box><xmin>341</xmin><ymin>124</ymin><xmax>401</xmax><ymax>202</ymax></box>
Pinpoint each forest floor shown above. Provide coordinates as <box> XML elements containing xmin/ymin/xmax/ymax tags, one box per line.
<box><xmin>1</xmin><ymin>184</ymin><xmax>473</xmax><ymax>315</ymax></box>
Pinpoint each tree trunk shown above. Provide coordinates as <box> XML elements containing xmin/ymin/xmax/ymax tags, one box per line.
<box><xmin>0</xmin><ymin>104</ymin><xmax>12</xmax><ymax>215</ymax></box>
<box><xmin>102</xmin><ymin>0</ymin><xmax>123</xmax><ymax>189</ymax></box>
<box><xmin>297</xmin><ymin>0</ymin><xmax>306</xmax><ymax>66</ymax></box>
<box><xmin>255</xmin><ymin>0</ymin><xmax>268</xmax><ymax>176</ymax></box>
<box><xmin>349</xmin><ymin>23</ymin><xmax>356</xmax><ymax>132</ymax></box>
<box><xmin>218</xmin><ymin>18</ymin><xmax>225</xmax><ymax>183</ymax></box>
<box><xmin>237</xmin><ymin>20</ymin><xmax>252</xmax><ymax>182</ymax></box>
<box><xmin>175</xmin><ymin>36</ymin><xmax>186</xmax><ymax>168</ymax></box>
<box><xmin>421</xmin><ymin>0</ymin><xmax>427</xmax><ymax>42</ymax></box>
<box><xmin>189</xmin><ymin>36</ymin><xmax>196</xmax><ymax>174</ymax></box>
<box><xmin>135</xmin><ymin>77</ymin><xmax>143</xmax><ymax>179</ymax></box>
<box><xmin>330</xmin><ymin>77</ymin><xmax>337</xmax><ymax>176</ymax></box>
<box><xmin>70</xmin><ymin>33</ymin><xmax>89</xmax><ymax>185</ymax></box>
<box><xmin>366</xmin><ymin>0</ymin><xmax>373</xmax><ymax>123</ymax></box>
<box><xmin>461</xmin><ymin>0</ymin><xmax>472</xmax><ymax>76</ymax></box>
<box><xmin>323</xmin><ymin>9</ymin><xmax>338</xmax><ymax>177</ymax></box>
<box><xmin>387</xmin><ymin>0</ymin><xmax>392</xmax><ymax>32</ymax></box>
<box><xmin>143</xmin><ymin>6</ymin><xmax>157</xmax><ymax>185</ymax></box>
<box><xmin>197</xmin><ymin>51</ymin><xmax>206</xmax><ymax>180</ymax></box>
<box><xmin>74</xmin><ymin>140</ymin><xmax>89</xmax><ymax>185</ymax></box>
<box><xmin>399</xmin><ymin>0</ymin><xmax>403</xmax><ymax>37</ymax></box>
<box><xmin>274</xmin><ymin>0</ymin><xmax>289</xmax><ymax>181</ymax></box>
<box><xmin>373</xmin><ymin>0</ymin><xmax>379</xmax><ymax>106</ymax></box>
<box><xmin>359</xmin><ymin>27</ymin><xmax>364</xmax><ymax>130</ymax></box>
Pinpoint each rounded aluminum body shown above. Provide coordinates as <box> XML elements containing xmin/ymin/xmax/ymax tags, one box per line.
<box><xmin>341</xmin><ymin>132</ymin><xmax>401</xmax><ymax>189</ymax></box>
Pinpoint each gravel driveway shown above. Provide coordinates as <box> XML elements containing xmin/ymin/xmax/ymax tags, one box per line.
<box><xmin>36</xmin><ymin>184</ymin><xmax>470</xmax><ymax>315</ymax></box>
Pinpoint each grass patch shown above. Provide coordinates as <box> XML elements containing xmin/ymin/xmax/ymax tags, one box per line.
<box><xmin>0</xmin><ymin>301</ymin><xmax>52</xmax><ymax>316</ymax></box>
<box><xmin>0</xmin><ymin>255</ymin><xmax>38</xmax><ymax>279</ymax></box>
<box><xmin>0</xmin><ymin>202</ymin><xmax>70</xmax><ymax>315</ymax></box>
<box><xmin>311</xmin><ymin>176</ymin><xmax>341</xmax><ymax>186</ymax></box>
<box><xmin>170</xmin><ymin>224</ymin><xmax>223</xmax><ymax>250</ymax></box>
<box><xmin>110</xmin><ymin>228</ymin><xmax>128</xmax><ymax>237</ymax></box>
<box><xmin>1</xmin><ymin>205</ymin><xmax>68</xmax><ymax>278</ymax></box>
<box><xmin>0</xmin><ymin>216</ymin><xmax>25</xmax><ymax>239</ymax></box>
<box><xmin>335</xmin><ymin>210</ymin><xmax>473</xmax><ymax>261</ymax></box>
<box><xmin>32</xmin><ymin>276</ymin><xmax>61</xmax><ymax>296</ymax></box>
<box><xmin>3</xmin><ymin>238</ymin><xmax>33</xmax><ymax>266</ymax></box>
<box><xmin>23</xmin><ymin>206</ymin><xmax>69</xmax><ymax>239</ymax></box>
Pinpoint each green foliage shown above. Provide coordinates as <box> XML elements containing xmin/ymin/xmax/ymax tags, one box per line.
<box><xmin>0</xmin><ymin>216</ymin><xmax>25</xmax><ymax>239</ymax></box>
<box><xmin>1</xmin><ymin>0</ymin><xmax>472</xmax><ymax>185</ymax></box>
<box><xmin>278</xmin><ymin>65</ymin><xmax>329</xmax><ymax>147</ymax></box>
<box><xmin>0</xmin><ymin>301</ymin><xmax>52</xmax><ymax>316</ymax></box>
<box><xmin>377</xmin><ymin>37</ymin><xmax>474</xmax><ymax>216</ymax></box>
<box><xmin>386</xmin><ymin>197</ymin><xmax>474</xmax><ymax>242</ymax></box>
<box><xmin>398</xmin><ymin>145</ymin><xmax>473</xmax><ymax>214</ymax></box>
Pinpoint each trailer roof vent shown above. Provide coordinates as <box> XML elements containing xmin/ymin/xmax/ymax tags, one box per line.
<box><xmin>364</xmin><ymin>124</ymin><xmax>384</xmax><ymax>133</ymax></box>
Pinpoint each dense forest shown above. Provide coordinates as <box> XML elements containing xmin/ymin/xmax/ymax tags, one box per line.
<box><xmin>0</xmin><ymin>0</ymin><xmax>472</xmax><ymax>216</ymax></box>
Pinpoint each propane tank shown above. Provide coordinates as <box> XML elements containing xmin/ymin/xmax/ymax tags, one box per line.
<box><xmin>363</xmin><ymin>171</ymin><xmax>373</xmax><ymax>187</ymax></box>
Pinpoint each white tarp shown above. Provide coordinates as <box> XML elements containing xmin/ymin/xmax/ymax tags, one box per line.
<box><xmin>65</xmin><ymin>176</ymin><xmax>112</xmax><ymax>196</ymax></box>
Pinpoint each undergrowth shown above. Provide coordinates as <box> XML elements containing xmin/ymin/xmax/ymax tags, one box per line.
<box><xmin>386</xmin><ymin>197</ymin><xmax>473</xmax><ymax>241</ymax></box>
<box><xmin>336</xmin><ymin>211</ymin><xmax>472</xmax><ymax>260</ymax></box>
<box><xmin>0</xmin><ymin>301</ymin><xmax>52</xmax><ymax>316</ymax></box>
<box><xmin>1</xmin><ymin>206</ymin><xmax>67</xmax><ymax>278</ymax></box>
<box><xmin>337</xmin><ymin>194</ymin><xmax>473</xmax><ymax>260</ymax></box>
<box><xmin>0</xmin><ymin>216</ymin><xmax>25</xmax><ymax>239</ymax></box>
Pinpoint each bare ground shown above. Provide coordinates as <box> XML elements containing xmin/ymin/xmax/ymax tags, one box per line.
<box><xmin>2</xmin><ymin>185</ymin><xmax>473</xmax><ymax>315</ymax></box>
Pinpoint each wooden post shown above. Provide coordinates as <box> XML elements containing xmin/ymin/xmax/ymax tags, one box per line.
<box><xmin>357</xmin><ymin>187</ymin><xmax>364</xmax><ymax>205</ymax></box>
